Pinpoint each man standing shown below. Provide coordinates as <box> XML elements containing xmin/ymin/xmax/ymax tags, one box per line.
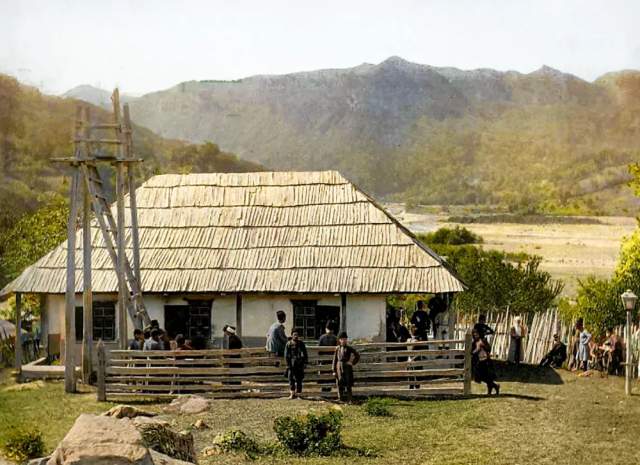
<box><xmin>411</xmin><ymin>301</ymin><xmax>430</xmax><ymax>341</ymax></box>
<box><xmin>332</xmin><ymin>332</ymin><xmax>360</xmax><ymax>402</ymax></box>
<box><xmin>128</xmin><ymin>328</ymin><xmax>145</xmax><ymax>350</ymax></box>
<box><xmin>285</xmin><ymin>330</ymin><xmax>308</xmax><ymax>399</ymax></box>
<box><xmin>143</xmin><ymin>329</ymin><xmax>163</xmax><ymax>351</ymax></box>
<box><xmin>473</xmin><ymin>314</ymin><xmax>495</xmax><ymax>340</ymax></box>
<box><xmin>318</xmin><ymin>321</ymin><xmax>338</xmax><ymax>347</ymax></box>
<box><xmin>266</xmin><ymin>310</ymin><xmax>288</xmax><ymax>357</ymax></box>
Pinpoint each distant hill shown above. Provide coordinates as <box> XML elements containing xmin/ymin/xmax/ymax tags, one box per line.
<box><xmin>62</xmin><ymin>85</ymin><xmax>138</xmax><ymax>109</ymax></box>
<box><xmin>66</xmin><ymin>57</ymin><xmax>639</xmax><ymax>215</ymax></box>
<box><xmin>0</xmin><ymin>74</ymin><xmax>263</xmax><ymax>232</ymax></box>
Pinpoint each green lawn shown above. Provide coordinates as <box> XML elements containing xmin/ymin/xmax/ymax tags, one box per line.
<box><xmin>1</xmin><ymin>364</ymin><xmax>639</xmax><ymax>464</ymax></box>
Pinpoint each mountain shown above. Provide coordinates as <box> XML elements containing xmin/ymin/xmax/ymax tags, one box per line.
<box><xmin>62</xmin><ymin>85</ymin><xmax>138</xmax><ymax>109</ymax></box>
<box><xmin>0</xmin><ymin>74</ymin><xmax>263</xmax><ymax>232</ymax></box>
<box><xmin>68</xmin><ymin>57</ymin><xmax>640</xmax><ymax>214</ymax></box>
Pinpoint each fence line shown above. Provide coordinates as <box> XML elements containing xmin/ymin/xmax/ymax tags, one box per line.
<box><xmin>455</xmin><ymin>308</ymin><xmax>640</xmax><ymax>373</ymax></box>
<box><xmin>98</xmin><ymin>337</ymin><xmax>472</xmax><ymax>401</ymax></box>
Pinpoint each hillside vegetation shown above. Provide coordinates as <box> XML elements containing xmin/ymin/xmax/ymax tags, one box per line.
<box><xmin>122</xmin><ymin>57</ymin><xmax>640</xmax><ymax>215</ymax></box>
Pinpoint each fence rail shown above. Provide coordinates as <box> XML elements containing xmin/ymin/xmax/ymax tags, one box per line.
<box><xmin>98</xmin><ymin>337</ymin><xmax>472</xmax><ymax>400</ymax></box>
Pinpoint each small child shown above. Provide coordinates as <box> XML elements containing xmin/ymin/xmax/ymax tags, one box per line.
<box><xmin>332</xmin><ymin>332</ymin><xmax>360</xmax><ymax>402</ymax></box>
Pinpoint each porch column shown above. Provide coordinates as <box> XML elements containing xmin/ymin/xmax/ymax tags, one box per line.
<box><xmin>236</xmin><ymin>293</ymin><xmax>243</xmax><ymax>337</ymax></box>
<box><xmin>39</xmin><ymin>294</ymin><xmax>47</xmax><ymax>356</ymax></box>
<box><xmin>82</xmin><ymin>180</ymin><xmax>93</xmax><ymax>384</ymax></box>
<box><xmin>340</xmin><ymin>293</ymin><xmax>347</xmax><ymax>335</ymax></box>
<box><xmin>14</xmin><ymin>292</ymin><xmax>22</xmax><ymax>376</ymax></box>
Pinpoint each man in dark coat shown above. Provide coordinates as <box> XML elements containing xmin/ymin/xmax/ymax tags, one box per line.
<box><xmin>411</xmin><ymin>301</ymin><xmax>430</xmax><ymax>341</ymax></box>
<box><xmin>266</xmin><ymin>310</ymin><xmax>288</xmax><ymax>357</ymax></box>
<box><xmin>285</xmin><ymin>330</ymin><xmax>308</xmax><ymax>399</ymax></box>
<box><xmin>332</xmin><ymin>332</ymin><xmax>360</xmax><ymax>402</ymax></box>
<box><xmin>539</xmin><ymin>334</ymin><xmax>567</xmax><ymax>368</ymax></box>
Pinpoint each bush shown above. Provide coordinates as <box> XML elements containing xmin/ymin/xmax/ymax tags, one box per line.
<box><xmin>212</xmin><ymin>430</ymin><xmax>264</xmax><ymax>459</ymax></box>
<box><xmin>363</xmin><ymin>397</ymin><xmax>393</xmax><ymax>417</ymax></box>
<box><xmin>419</xmin><ymin>226</ymin><xmax>482</xmax><ymax>246</ymax></box>
<box><xmin>3</xmin><ymin>428</ymin><xmax>44</xmax><ymax>462</ymax></box>
<box><xmin>273</xmin><ymin>408</ymin><xmax>343</xmax><ymax>456</ymax></box>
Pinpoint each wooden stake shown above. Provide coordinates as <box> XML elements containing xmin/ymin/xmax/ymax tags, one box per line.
<box><xmin>14</xmin><ymin>292</ymin><xmax>22</xmax><ymax>377</ymax></box>
<box><xmin>39</xmin><ymin>294</ymin><xmax>47</xmax><ymax>356</ymax></box>
<box><xmin>236</xmin><ymin>293</ymin><xmax>243</xmax><ymax>337</ymax></box>
<box><xmin>463</xmin><ymin>331</ymin><xmax>472</xmax><ymax>395</ymax></box>
<box><xmin>96</xmin><ymin>340</ymin><xmax>106</xmax><ymax>402</ymax></box>
<box><xmin>65</xmin><ymin>169</ymin><xmax>79</xmax><ymax>393</ymax></box>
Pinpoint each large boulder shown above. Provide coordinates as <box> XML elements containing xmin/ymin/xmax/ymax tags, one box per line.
<box><xmin>44</xmin><ymin>414</ymin><xmax>196</xmax><ymax>465</ymax></box>
<box><xmin>46</xmin><ymin>414</ymin><xmax>153</xmax><ymax>465</ymax></box>
<box><xmin>162</xmin><ymin>395</ymin><xmax>209</xmax><ymax>415</ymax></box>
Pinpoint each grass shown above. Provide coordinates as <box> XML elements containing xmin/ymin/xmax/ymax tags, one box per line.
<box><xmin>1</xmin><ymin>365</ymin><xmax>639</xmax><ymax>464</ymax></box>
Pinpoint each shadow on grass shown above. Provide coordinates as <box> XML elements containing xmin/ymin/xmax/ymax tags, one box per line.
<box><xmin>494</xmin><ymin>361</ymin><xmax>564</xmax><ymax>385</ymax></box>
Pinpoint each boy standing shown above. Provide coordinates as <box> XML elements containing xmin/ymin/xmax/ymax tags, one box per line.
<box><xmin>332</xmin><ymin>332</ymin><xmax>360</xmax><ymax>402</ymax></box>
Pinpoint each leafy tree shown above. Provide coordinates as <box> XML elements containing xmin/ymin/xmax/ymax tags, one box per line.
<box><xmin>418</xmin><ymin>226</ymin><xmax>482</xmax><ymax>245</ymax></box>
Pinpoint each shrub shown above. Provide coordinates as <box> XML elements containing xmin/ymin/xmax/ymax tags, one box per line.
<box><xmin>212</xmin><ymin>430</ymin><xmax>263</xmax><ymax>459</ymax></box>
<box><xmin>363</xmin><ymin>397</ymin><xmax>393</xmax><ymax>417</ymax></box>
<box><xmin>419</xmin><ymin>226</ymin><xmax>482</xmax><ymax>246</ymax></box>
<box><xmin>3</xmin><ymin>428</ymin><xmax>44</xmax><ymax>462</ymax></box>
<box><xmin>273</xmin><ymin>408</ymin><xmax>343</xmax><ymax>456</ymax></box>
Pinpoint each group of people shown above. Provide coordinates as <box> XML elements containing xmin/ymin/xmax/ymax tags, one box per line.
<box><xmin>265</xmin><ymin>310</ymin><xmax>360</xmax><ymax>401</ymax></box>
<box><xmin>127</xmin><ymin>320</ymin><xmax>211</xmax><ymax>352</ymax></box>
<box><xmin>567</xmin><ymin>319</ymin><xmax>624</xmax><ymax>375</ymax></box>
<box><xmin>386</xmin><ymin>298</ymin><xmax>449</xmax><ymax>343</ymax></box>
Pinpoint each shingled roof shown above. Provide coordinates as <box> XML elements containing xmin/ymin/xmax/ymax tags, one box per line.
<box><xmin>1</xmin><ymin>171</ymin><xmax>464</xmax><ymax>295</ymax></box>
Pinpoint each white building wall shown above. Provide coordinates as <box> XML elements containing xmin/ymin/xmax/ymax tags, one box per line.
<box><xmin>45</xmin><ymin>292</ymin><xmax>387</xmax><ymax>363</ymax></box>
<box><xmin>345</xmin><ymin>295</ymin><xmax>386</xmax><ymax>342</ymax></box>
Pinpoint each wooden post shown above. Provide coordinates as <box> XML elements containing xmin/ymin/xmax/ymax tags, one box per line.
<box><xmin>123</xmin><ymin>103</ymin><xmax>144</xmax><ymax>330</ymax></box>
<box><xmin>14</xmin><ymin>292</ymin><xmax>22</xmax><ymax>377</ymax></box>
<box><xmin>64</xmin><ymin>170</ymin><xmax>80</xmax><ymax>393</ymax></box>
<box><xmin>463</xmin><ymin>330</ymin><xmax>473</xmax><ymax>395</ymax></box>
<box><xmin>340</xmin><ymin>293</ymin><xmax>347</xmax><ymax>335</ymax></box>
<box><xmin>236</xmin><ymin>293</ymin><xmax>243</xmax><ymax>336</ymax></box>
<box><xmin>39</xmin><ymin>293</ymin><xmax>47</xmax><ymax>357</ymax></box>
<box><xmin>113</xmin><ymin>90</ymin><xmax>128</xmax><ymax>350</ymax></box>
<box><xmin>96</xmin><ymin>340</ymin><xmax>106</xmax><ymax>402</ymax></box>
<box><xmin>625</xmin><ymin>309</ymin><xmax>632</xmax><ymax>396</ymax></box>
<box><xmin>82</xmin><ymin>170</ymin><xmax>93</xmax><ymax>384</ymax></box>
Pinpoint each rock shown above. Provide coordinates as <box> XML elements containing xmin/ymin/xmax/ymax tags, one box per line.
<box><xmin>46</xmin><ymin>414</ymin><xmax>153</xmax><ymax>465</ymax></box>
<box><xmin>27</xmin><ymin>458</ymin><xmax>50</xmax><ymax>465</ymax></box>
<box><xmin>103</xmin><ymin>405</ymin><xmax>156</xmax><ymax>419</ymax></box>
<box><xmin>149</xmin><ymin>450</ymin><xmax>195</xmax><ymax>465</ymax></box>
<box><xmin>162</xmin><ymin>395</ymin><xmax>210</xmax><ymax>415</ymax></box>
<box><xmin>132</xmin><ymin>416</ymin><xmax>171</xmax><ymax>428</ymax></box>
<box><xmin>192</xmin><ymin>419</ymin><xmax>208</xmax><ymax>430</ymax></box>
<box><xmin>137</xmin><ymin>423</ymin><xmax>196</xmax><ymax>464</ymax></box>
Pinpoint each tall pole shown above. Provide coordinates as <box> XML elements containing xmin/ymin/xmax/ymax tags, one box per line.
<box><xmin>113</xmin><ymin>89</ymin><xmax>129</xmax><ymax>350</ymax></box>
<box><xmin>81</xmin><ymin>106</ymin><xmax>93</xmax><ymax>383</ymax></box>
<box><xmin>626</xmin><ymin>308</ymin><xmax>632</xmax><ymax>396</ymax></box>
<box><xmin>14</xmin><ymin>292</ymin><xmax>22</xmax><ymax>378</ymax></box>
<box><xmin>65</xmin><ymin>169</ymin><xmax>79</xmax><ymax>393</ymax></box>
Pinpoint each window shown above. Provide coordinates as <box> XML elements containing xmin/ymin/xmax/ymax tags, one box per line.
<box><xmin>164</xmin><ymin>301</ymin><xmax>212</xmax><ymax>341</ymax></box>
<box><xmin>75</xmin><ymin>301</ymin><xmax>116</xmax><ymax>342</ymax></box>
<box><xmin>292</xmin><ymin>301</ymin><xmax>340</xmax><ymax>340</ymax></box>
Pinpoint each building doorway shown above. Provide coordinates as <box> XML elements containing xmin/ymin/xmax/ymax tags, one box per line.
<box><xmin>292</xmin><ymin>300</ymin><xmax>340</xmax><ymax>340</ymax></box>
<box><xmin>164</xmin><ymin>301</ymin><xmax>212</xmax><ymax>342</ymax></box>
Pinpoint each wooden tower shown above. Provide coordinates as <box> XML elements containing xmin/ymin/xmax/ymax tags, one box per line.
<box><xmin>56</xmin><ymin>90</ymin><xmax>150</xmax><ymax>392</ymax></box>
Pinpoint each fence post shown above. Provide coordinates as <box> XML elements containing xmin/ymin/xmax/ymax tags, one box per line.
<box><xmin>96</xmin><ymin>340</ymin><xmax>106</xmax><ymax>402</ymax></box>
<box><xmin>463</xmin><ymin>331</ymin><xmax>473</xmax><ymax>395</ymax></box>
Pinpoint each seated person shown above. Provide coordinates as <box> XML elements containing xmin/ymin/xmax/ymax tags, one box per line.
<box><xmin>539</xmin><ymin>334</ymin><xmax>567</xmax><ymax>368</ymax></box>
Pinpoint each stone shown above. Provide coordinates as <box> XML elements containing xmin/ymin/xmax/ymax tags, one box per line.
<box><xmin>46</xmin><ymin>414</ymin><xmax>153</xmax><ymax>465</ymax></box>
<box><xmin>102</xmin><ymin>405</ymin><xmax>156</xmax><ymax>419</ymax></box>
<box><xmin>27</xmin><ymin>458</ymin><xmax>50</xmax><ymax>465</ymax></box>
<box><xmin>192</xmin><ymin>419</ymin><xmax>208</xmax><ymax>430</ymax></box>
<box><xmin>149</xmin><ymin>450</ymin><xmax>195</xmax><ymax>465</ymax></box>
<box><xmin>162</xmin><ymin>395</ymin><xmax>210</xmax><ymax>415</ymax></box>
<box><xmin>132</xmin><ymin>416</ymin><xmax>171</xmax><ymax>428</ymax></box>
<box><xmin>137</xmin><ymin>423</ymin><xmax>196</xmax><ymax>464</ymax></box>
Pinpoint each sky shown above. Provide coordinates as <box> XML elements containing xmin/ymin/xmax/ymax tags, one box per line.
<box><xmin>1</xmin><ymin>0</ymin><xmax>639</xmax><ymax>96</ymax></box>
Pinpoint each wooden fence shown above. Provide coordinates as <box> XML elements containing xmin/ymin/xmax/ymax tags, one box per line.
<box><xmin>97</xmin><ymin>337</ymin><xmax>472</xmax><ymax>401</ymax></box>
<box><xmin>455</xmin><ymin>308</ymin><xmax>640</xmax><ymax>375</ymax></box>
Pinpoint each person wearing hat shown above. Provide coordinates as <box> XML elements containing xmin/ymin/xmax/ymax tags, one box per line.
<box><xmin>508</xmin><ymin>316</ymin><xmax>527</xmax><ymax>364</ymax></box>
<box><xmin>332</xmin><ymin>332</ymin><xmax>360</xmax><ymax>402</ymax></box>
<box><xmin>223</xmin><ymin>325</ymin><xmax>243</xmax><ymax>350</ymax></box>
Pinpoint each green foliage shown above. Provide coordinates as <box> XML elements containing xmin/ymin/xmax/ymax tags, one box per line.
<box><xmin>273</xmin><ymin>408</ymin><xmax>344</xmax><ymax>456</ymax></box>
<box><xmin>212</xmin><ymin>430</ymin><xmax>265</xmax><ymax>459</ymax></box>
<box><xmin>0</xmin><ymin>193</ymin><xmax>68</xmax><ymax>288</ymax></box>
<box><xmin>363</xmin><ymin>397</ymin><xmax>393</xmax><ymax>417</ymax></box>
<box><xmin>138</xmin><ymin>423</ymin><xmax>196</xmax><ymax>463</ymax></box>
<box><xmin>418</xmin><ymin>226</ymin><xmax>482</xmax><ymax>245</ymax></box>
<box><xmin>3</xmin><ymin>427</ymin><xmax>44</xmax><ymax>462</ymax></box>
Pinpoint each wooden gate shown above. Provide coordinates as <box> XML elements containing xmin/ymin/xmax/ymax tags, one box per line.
<box><xmin>97</xmin><ymin>336</ymin><xmax>473</xmax><ymax>400</ymax></box>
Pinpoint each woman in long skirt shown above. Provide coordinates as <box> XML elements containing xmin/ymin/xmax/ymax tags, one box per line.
<box><xmin>472</xmin><ymin>329</ymin><xmax>500</xmax><ymax>395</ymax></box>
